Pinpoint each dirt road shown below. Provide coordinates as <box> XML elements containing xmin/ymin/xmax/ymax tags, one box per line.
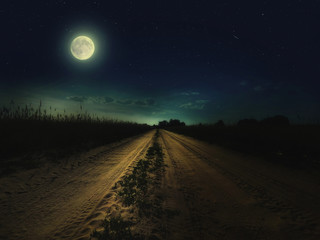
<box><xmin>159</xmin><ymin>130</ymin><xmax>320</xmax><ymax>239</ymax></box>
<box><xmin>0</xmin><ymin>131</ymin><xmax>154</xmax><ymax>240</ymax></box>
<box><xmin>0</xmin><ymin>130</ymin><xmax>319</xmax><ymax>239</ymax></box>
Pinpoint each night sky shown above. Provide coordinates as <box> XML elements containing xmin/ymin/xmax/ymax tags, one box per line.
<box><xmin>1</xmin><ymin>0</ymin><xmax>320</xmax><ymax>124</ymax></box>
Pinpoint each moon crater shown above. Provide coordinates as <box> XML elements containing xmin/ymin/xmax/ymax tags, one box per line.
<box><xmin>70</xmin><ymin>36</ymin><xmax>95</xmax><ymax>60</ymax></box>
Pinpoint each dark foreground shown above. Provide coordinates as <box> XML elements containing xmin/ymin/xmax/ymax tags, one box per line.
<box><xmin>0</xmin><ymin>130</ymin><xmax>319</xmax><ymax>239</ymax></box>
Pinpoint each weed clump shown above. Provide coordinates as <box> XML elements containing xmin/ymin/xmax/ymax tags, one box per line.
<box><xmin>117</xmin><ymin>139</ymin><xmax>164</xmax><ymax>213</ymax></box>
<box><xmin>92</xmin><ymin>131</ymin><xmax>166</xmax><ymax>238</ymax></box>
<box><xmin>90</xmin><ymin>216</ymin><xmax>143</xmax><ymax>240</ymax></box>
<box><xmin>117</xmin><ymin>158</ymin><xmax>151</xmax><ymax>206</ymax></box>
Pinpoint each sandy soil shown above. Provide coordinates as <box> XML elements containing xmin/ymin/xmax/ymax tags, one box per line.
<box><xmin>0</xmin><ymin>129</ymin><xmax>319</xmax><ymax>239</ymax></box>
<box><xmin>159</xmin><ymin>130</ymin><xmax>320</xmax><ymax>239</ymax></box>
<box><xmin>0</xmin><ymin>131</ymin><xmax>154</xmax><ymax>240</ymax></box>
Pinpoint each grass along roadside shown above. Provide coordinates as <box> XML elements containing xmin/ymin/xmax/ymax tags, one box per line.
<box><xmin>90</xmin><ymin>130</ymin><xmax>177</xmax><ymax>240</ymax></box>
<box><xmin>0</xmin><ymin>103</ymin><xmax>151</xmax><ymax>176</ymax></box>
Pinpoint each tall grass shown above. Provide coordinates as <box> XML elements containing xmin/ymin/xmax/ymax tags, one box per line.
<box><xmin>0</xmin><ymin>102</ymin><xmax>151</xmax><ymax>175</ymax></box>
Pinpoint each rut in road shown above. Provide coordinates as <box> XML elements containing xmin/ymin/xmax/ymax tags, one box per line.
<box><xmin>158</xmin><ymin>130</ymin><xmax>320</xmax><ymax>240</ymax></box>
<box><xmin>85</xmin><ymin>129</ymin><xmax>320</xmax><ymax>240</ymax></box>
<box><xmin>1</xmin><ymin>129</ymin><xmax>319</xmax><ymax>240</ymax></box>
<box><xmin>0</xmin><ymin>131</ymin><xmax>154</xmax><ymax>240</ymax></box>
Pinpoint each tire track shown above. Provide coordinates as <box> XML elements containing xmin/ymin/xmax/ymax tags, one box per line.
<box><xmin>160</xmin><ymin>131</ymin><xmax>257</xmax><ymax>239</ymax></box>
<box><xmin>163</xmin><ymin>130</ymin><xmax>320</xmax><ymax>239</ymax></box>
<box><xmin>160</xmin><ymin>132</ymin><xmax>205</xmax><ymax>239</ymax></box>
<box><xmin>0</xmin><ymin>131</ymin><xmax>154</xmax><ymax>240</ymax></box>
<box><xmin>52</xmin><ymin>133</ymin><xmax>154</xmax><ymax>240</ymax></box>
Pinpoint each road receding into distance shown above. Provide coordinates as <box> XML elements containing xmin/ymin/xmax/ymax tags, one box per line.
<box><xmin>0</xmin><ymin>130</ymin><xmax>319</xmax><ymax>239</ymax></box>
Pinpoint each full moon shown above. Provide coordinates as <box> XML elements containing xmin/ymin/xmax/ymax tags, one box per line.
<box><xmin>70</xmin><ymin>36</ymin><xmax>95</xmax><ymax>60</ymax></box>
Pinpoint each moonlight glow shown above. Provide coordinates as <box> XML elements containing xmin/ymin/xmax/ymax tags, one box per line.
<box><xmin>70</xmin><ymin>36</ymin><xmax>95</xmax><ymax>60</ymax></box>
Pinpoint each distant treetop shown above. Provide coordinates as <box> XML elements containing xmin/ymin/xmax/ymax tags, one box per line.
<box><xmin>158</xmin><ymin>119</ymin><xmax>185</xmax><ymax>128</ymax></box>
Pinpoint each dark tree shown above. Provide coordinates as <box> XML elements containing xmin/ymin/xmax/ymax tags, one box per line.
<box><xmin>237</xmin><ymin>118</ymin><xmax>259</xmax><ymax>127</ymax></box>
<box><xmin>158</xmin><ymin>119</ymin><xmax>186</xmax><ymax>128</ymax></box>
<box><xmin>261</xmin><ymin>115</ymin><xmax>290</xmax><ymax>127</ymax></box>
<box><xmin>158</xmin><ymin>120</ymin><xmax>169</xmax><ymax>128</ymax></box>
<box><xmin>169</xmin><ymin>119</ymin><xmax>186</xmax><ymax>127</ymax></box>
<box><xmin>214</xmin><ymin>120</ymin><xmax>225</xmax><ymax>128</ymax></box>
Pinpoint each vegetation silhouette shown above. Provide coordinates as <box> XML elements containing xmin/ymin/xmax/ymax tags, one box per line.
<box><xmin>0</xmin><ymin>102</ymin><xmax>151</xmax><ymax>175</ymax></box>
<box><xmin>158</xmin><ymin>119</ymin><xmax>185</xmax><ymax>128</ymax></box>
<box><xmin>161</xmin><ymin>116</ymin><xmax>320</xmax><ymax>169</ymax></box>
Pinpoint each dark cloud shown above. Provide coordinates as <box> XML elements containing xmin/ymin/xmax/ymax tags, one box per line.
<box><xmin>66</xmin><ymin>96</ymin><xmax>114</xmax><ymax>104</ymax></box>
<box><xmin>116</xmin><ymin>98</ymin><xmax>156</xmax><ymax>107</ymax></box>
<box><xmin>66</xmin><ymin>95</ymin><xmax>154</xmax><ymax>108</ymax></box>
<box><xmin>135</xmin><ymin>100</ymin><xmax>147</xmax><ymax>106</ymax></box>
<box><xmin>180</xmin><ymin>91</ymin><xmax>200</xmax><ymax>96</ymax></box>
<box><xmin>117</xmin><ymin>100</ymin><xmax>133</xmax><ymax>105</ymax></box>
<box><xmin>195</xmin><ymin>100</ymin><xmax>209</xmax><ymax>104</ymax></box>
<box><xmin>180</xmin><ymin>99</ymin><xmax>209</xmax><ymax>110</ymax></box>
<box><xmin>66</xmin><ymin>96</ymin><xmax>88</xmax><ymax>102</ymax></box>
<box><xmin>146</xmin><ymin>98</ymin><xmax>155</xmax><ymax>106</ymax></box>
<box><xmin>104</xmin><ymin>96</ymin><xmax>114</xmax><ymax>103</ymax></box>
<box><xmin>134</xmin><ymin>98</ymin><xmax>156</xmax><ymax>106</ymax></box>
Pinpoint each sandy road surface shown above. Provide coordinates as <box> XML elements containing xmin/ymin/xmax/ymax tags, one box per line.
<box><xmin>0</xmin><ymin>131</ymin><xmax>154</xmax><ymax>240</ymax></box>
<box><xmin>159</xmin><ymin>130</ymin><xmax>320</xmax><ymax>239</ymax></box>
<box><xmin>0</xmin><ymin>129</ymin><xmax>319</xmax><ymax>240</ymax></box>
